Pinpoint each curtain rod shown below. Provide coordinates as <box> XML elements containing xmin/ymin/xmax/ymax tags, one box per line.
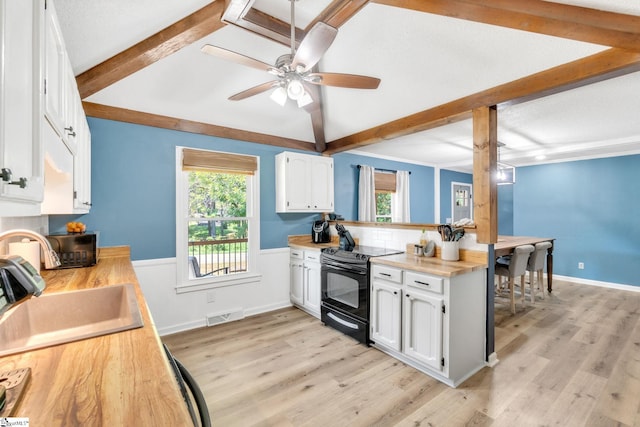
<box><xmin>357</xmin><ymin>165</ymin><xmax>411</xmax><ymax>175</ymax></box>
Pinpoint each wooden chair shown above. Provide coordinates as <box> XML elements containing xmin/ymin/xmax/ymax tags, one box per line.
<box><xmin>526</xmin><ymin>241</ymin><xmax>552</xmax><ymax>302</ymax></box>
<box><xmin>495</xmin><ymin>244</ymin><xmax>534</xmax><ymax>314</ymax></box>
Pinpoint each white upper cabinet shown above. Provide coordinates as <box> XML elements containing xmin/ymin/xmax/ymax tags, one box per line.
<box><xmin>40</xmin><ymin>0</ymin><xmax>91</xmax><ymax>214</ymax></box>
<box><xmin>0</xmin><ymin>0</ymin><xmax>45</xmax><ymax>215</ymax></box>
<box><xmin>43</xmin><ymin>0</ymin><xmax>65</xmax><ymax>140</ymax></box>
<box><xmin>275</xmin><ymin>151</ymin><xmax>334</xmax><ymax>213</ymax></box>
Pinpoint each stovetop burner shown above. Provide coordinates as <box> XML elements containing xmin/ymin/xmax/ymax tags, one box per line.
<box><xmin>323</xmin><ymin>245</ymin><xmax>404</xmax><ymax>263</ymax></box>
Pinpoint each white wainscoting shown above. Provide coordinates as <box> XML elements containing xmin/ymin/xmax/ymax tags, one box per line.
<box><xmin>133</xmin><ymin>247</ymin><xmax>292</xmax><ymax>336</ymax></box>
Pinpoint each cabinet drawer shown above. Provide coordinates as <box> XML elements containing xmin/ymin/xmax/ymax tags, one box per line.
<box><xmin>290</xmin><ymin>249</ymin><xmax>304</xmax><ymax>260</ymax></box>
<box><xmin>304</xmin><ymin>251</ymin><xmax>321</xmax><ymax>263</ymax></box>
<box><xmin>371</xmin><ymin>265</ymin><xmax>402</xmax><ymax>284</ymax></box>
<box><xmin>405</xmin><ymin>271</ymin><xmax>443</xmax><ymax>294</ymax></box>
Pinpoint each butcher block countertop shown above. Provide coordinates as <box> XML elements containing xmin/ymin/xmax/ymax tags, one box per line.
<box><xmin>370</xmin><ymin>253</ymin><xmax>486</xmax><ymax>278</ymax></box>
<box><xmin>0</xmin><ymin>246</ymin><xmax>191</xmax><ymax>425</ymax></box>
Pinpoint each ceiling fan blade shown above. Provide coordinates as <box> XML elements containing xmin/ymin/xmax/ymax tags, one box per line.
<box><xmin>306</xmin><ymin>72</ymin><xmax>381</xmax><ymax>89</ymax></box>
<box><xmin>291</xmin><ymin>22</ymin><xmax>338</xmax><ymax>72</ymax></box>
<box><xmin>229</xmin><ymin>81</ymin><xmax>280</xmax><ymax>101</ymax></box>
<box><xmin>201</xmin><ymin>44</ymin><xmax>277</xmax><ymax>74</ymax></box>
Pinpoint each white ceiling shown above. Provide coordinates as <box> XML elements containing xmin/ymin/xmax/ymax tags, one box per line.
<box><xmin>54</xmin><ymin>0</ymin><xmax>640</xmax><ymax>172</ymax></box>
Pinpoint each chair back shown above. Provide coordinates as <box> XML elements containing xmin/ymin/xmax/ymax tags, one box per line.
<box><xmin>509</xmin><ymin>245</ymin><xmax>535</xmax><ymax>277</ymax></box>
<box><xmin>527</xmin><ymin>241</ymin><xmax>552</xmax><ymax>271</ymax></box>
<box><xmin>188</xmin><ymin>256</ymin><xmax>202</xmax><ymax>278</ymax></box>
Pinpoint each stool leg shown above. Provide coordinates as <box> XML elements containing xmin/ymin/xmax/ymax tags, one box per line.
<box><xmin>509</xmin><ymin>277</ymin><xmax>516</xmax><ymax>314</ymax></box>
<box><xmin>538</xmin><ymin>269</ymin><xmax>545</xmax><ymax>299</ymax></box>
<box><xmin>529</xmin><ymin>270</ymin><xmax>535</xmax><ymax>303</ymax></box>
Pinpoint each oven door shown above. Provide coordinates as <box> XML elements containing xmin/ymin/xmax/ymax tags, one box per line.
<box><xmin>321</xmin><ymin>260</ymin><xmax>369</xmax><ymax>321</ymax></box>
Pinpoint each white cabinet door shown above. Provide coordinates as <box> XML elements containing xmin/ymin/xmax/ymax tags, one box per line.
<box><xmin>0</xmin><ymin>0</ymin><xmax>44</xmax><ymax>213</ymax></box>
<box><xmin>403</xmin><ymin>289</ymin><xmax>444</xmax><ymax>371</ymax></box>
<box><xmin>73</xmin><ymin>118</ymin><xmax>91</xmax><ymax>212</ymax></box>
<box><xmin>44</xmin><ymin>0</ymin><xmax>65</xmax><ymax>137</ymax></box>
<box><xmin>304</xmin><ymin>259</ymin><xmax>321</xmax><ymax>316</ymax></box>
<box><xmin>275</xmin><ymin>152</ymin><xmax>334</xmax><ymax>213</ymax></box>
<box><xmin>290</xmin><ymin>258</ymin><xmax>304</xmax><ymax>306</ymax></box>
<box><xmin>310</xmin><ymin>156</ymin><xmax>333</xmax><ymax>211</ymax></box>
<box><xmin>371</xmin><ymin>280</ymin><xmax>402</xmax><ymax>351</ymax></box>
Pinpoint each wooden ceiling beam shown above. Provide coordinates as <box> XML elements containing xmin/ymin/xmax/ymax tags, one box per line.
<box><xmin>324</xmin><ymin>48</ymin><xmax>640</xmax><ymax>154</ymax></box>
<box><xmin>372</xmin><ymin>0</ymin><xmax>640</xmax><ymax>51</ymax></box>
<box><xmin>308</xmin><ymin>0</ymin><xmax>370</xmax><ymax>31</ymax></box>
<box><xmin>82</xmin><ymin>102</ymin><xmax>315</xmax><ymax>152</ymax></box>
<box><xmin>76</xmin><ymin>2</ymin><xmax>226</xmax><ymax>99</ymax></box>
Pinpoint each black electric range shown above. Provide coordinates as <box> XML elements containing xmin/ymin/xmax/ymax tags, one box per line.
<box><xmin>320</xmin><ymin>245</ymin><xmax>404</xmax><ymax>344</ymax></box>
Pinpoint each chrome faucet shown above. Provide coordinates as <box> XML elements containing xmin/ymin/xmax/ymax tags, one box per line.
<box><xmin>0</xmin><ymin>229</ymin><xmax>61</xmax><ymax>269</ymax></box>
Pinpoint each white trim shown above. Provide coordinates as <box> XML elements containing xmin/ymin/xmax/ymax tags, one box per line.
<box><xmin>349</xmin><ymin>149</ymin><xmax>438</xmax><ymax>169</ymax></box>
<box><xmin>451</xmin><ymin>181</ymin><xmax>473</xmax><ymax>223</ymax></box>
<box><xmin>175</xmin><ymin>272</ymin><xmax>262</xmax><ymax>293</ymax></box>
<box><xmin>175</xmin><ymin>146</ymin><xmax>261</xmax><ymax>290</ymax></box>
<box><xmin>131</xmin><ymin>257</ymin><xmax>176</xmax><ymax>268</ymax></box>
<box><xmin>553</xmin><ymin>274</ymin><xmax>640</xmax><ymax>292</ymax></box>
<box><xmin>486</xmin><ymin>352</ymin><xmax>499</xmax><ymax>367</ymax></box>
<box><xmin>434</xmin><ymin>167</ymin><xmax>440</xmax><ymax>223</ymax></box>
<box><xmin>156</xmin><ymin>300</ymin><xmax>293</xmax><ymax>336</ymax></box>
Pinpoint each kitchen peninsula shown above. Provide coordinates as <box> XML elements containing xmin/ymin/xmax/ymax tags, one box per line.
<box><xmin>0</xmin><ymin>247</ymin><xmax>192</xmax><ymax>425</ymax></box>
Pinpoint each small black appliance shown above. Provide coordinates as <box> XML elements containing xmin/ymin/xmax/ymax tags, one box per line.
<box><xmin>335</xmin><ymin>223</ymin><xmax>355</xmax><ymax>250</ymax></box>
<box><xmin>311</xmin><ymin>220</ymin><xmax>330</xmax><ymax>244</ymax></box>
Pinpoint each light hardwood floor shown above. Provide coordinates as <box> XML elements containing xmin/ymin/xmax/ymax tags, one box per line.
<box><xmin>163</xmin><ymin>279</ymin><xmax>640</xmax><ymax>426</ymax></box>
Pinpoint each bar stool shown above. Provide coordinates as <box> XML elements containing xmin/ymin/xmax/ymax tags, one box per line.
<box><xmin>526</xmin><ymin>241</ymin><xmax>552</xmax><ymax>302</ymax></box>
<box><xmin>495</xmin><ymin>244</ymin><xmax>534</xmax><ymax>314</ymax></box>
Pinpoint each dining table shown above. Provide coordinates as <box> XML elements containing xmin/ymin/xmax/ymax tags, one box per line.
<box><xmin>494</xmin><ymin>236</ymin><xmax>556</xmax><ymax>292</ymax></box>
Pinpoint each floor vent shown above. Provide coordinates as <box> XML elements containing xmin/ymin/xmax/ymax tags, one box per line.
<box><xmin>206</xmin><ymin>308</ymin><xmax>244</xmax><ymax>327</ymax></box>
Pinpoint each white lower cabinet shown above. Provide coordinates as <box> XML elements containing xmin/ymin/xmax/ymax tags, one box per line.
<box><xmin>371</xmin><ymin>269</ymin><xmax>402</xmax><ymax>351</ymax></box>
<box><xmin>403</xmin><ymin>288</ymin><xmax>444</xmax><ymax>371</ymax></box>
<box><xmin>370</xmin><ymin>263</ymin><xmax>486</xmax><ymax>388</ymax></box>
<box><xmin>289</xmin><ymin>248</ymin><xmax>321</xmax><ymax>319</ymax></box>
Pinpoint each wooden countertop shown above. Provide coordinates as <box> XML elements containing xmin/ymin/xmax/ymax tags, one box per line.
<box><xmin>370</xmin><ymin>253</ymin><xmax>487</xmax><ymax>277</ymax></box>
<box><xmin>288</xmin><ymin>234</ymin><xmax>339</xmax><ymax>250</ymax></box>
<box><xmin>0</xmin><ymin>246</ymin><xmax>192</xmax><ymax>425</ymax></box>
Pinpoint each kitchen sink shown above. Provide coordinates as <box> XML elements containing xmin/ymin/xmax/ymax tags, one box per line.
<box><xmin>0</xmin><ymin>284</ymin><xmax>144</xmax><ymax>357</ymax></box>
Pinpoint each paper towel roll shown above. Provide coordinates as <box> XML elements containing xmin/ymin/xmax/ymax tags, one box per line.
<box><xmin>9</xmin><ymin>238</ymin><xmax>41</xmax><ymax>273</ymax></box>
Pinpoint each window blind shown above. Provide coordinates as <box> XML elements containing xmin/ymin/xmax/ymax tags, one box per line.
<box><xmin>375</xmin><ymin>171</ymin><xmax>396</xmax><ymax>193</ymax></box>
<box><xmin>182</xmin><ymin>148</ymin><xmax>257</xmax><ymax>175</ymax></box>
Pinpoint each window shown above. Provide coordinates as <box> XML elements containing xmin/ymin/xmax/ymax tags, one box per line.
<box><xmin>375</xmin><ymin>171</ymin><xmax>395</xmax><ymax>223</ymax></box>
<box><xmin>176</xmin><ymin>147</ymin><xmax>260</xmax><ymax>291</ymax></box>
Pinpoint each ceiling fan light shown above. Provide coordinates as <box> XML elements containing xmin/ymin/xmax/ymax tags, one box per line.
<box><xmin>286</xmin><ymin>79</ymin><xmax>305</xmax><ymax>100</ymax></box>
<box><xmin>297</xmin><ymin>91</ymin><xmax>313</xmax><ymax>108</ymax></box>
<box><xmin>270</xmin><ymin>86</ymin><xmax>287</xmax><ymax>106</ymax></box>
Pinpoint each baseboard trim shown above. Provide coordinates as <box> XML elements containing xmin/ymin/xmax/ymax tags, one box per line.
<box><xmin>553</xmin><ymin>274</ymin><xmax>639</xmax><ymax>292</ymax></box>
<box><xmin>158</xmin><ymin>301</ymin><xmax>293</xmax><ymax>337</ymax></box>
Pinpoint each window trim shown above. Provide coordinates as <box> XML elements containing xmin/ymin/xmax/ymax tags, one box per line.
<box><xmin>175</xmin><ymin>146</ymin><xmax>261</xmax><ymax>292</ymax></box>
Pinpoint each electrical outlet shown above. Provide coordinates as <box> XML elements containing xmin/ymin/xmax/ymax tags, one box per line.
<box><xmin>207</xmin><ymin>291</ymin><xmax>216</xmax><ymax>303</ymax></box>
<box><xmin>578</xmin><ymin>262</ymin><xmax>584</xmax><ymax>270</ymax></box>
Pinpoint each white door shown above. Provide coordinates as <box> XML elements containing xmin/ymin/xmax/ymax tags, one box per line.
<box><xmin>371</xmin><ymin>281</ymin><xmax>402</xmax><ymax>351</ymax></box>
<box><xmin>285</xmin><ymin>154</ymin><xmax>311</xmax><ymax>210</ymax></box>
<box><xmin>451</xmin><ymin>182</ymin><xmax>472</xmax><ymax>222</ymax></box>
<box><xmin>403</xmin><ymin>290</ymin><xmax>444</xmax><ymax>371</ymax></box>
<box><xmin>304</xmin><ymin>260</ymin><xmax>321</xmax><ymax>315</ymax></box>
<box><xmin>310</xmin><ymin>157</ymin><xmax>334</xmax><ymax>211</ymax></box>
<box><xmin>290</xmin><ymin>258</ymin><xmax>304</xmax><ymax>306</ymax></box>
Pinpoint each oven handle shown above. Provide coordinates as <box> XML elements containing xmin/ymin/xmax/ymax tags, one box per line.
<box><xmin>322</xmin><ymin>263</ymin><xmax>367</xmax><ymax>275</ymax></box>
<box><xmin>327</xmin><ymin>312</ymin><xmax>359</xmax><ymax>330</ymax></box>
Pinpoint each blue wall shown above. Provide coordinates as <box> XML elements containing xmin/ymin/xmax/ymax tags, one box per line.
<box><xmin>498</xmin><ymin>184</ymin><xmax>514</xmax><ymax>235</ymax></box>
<box><xmin>49</xmin><ymin>119</ymin><xmax>436</xmax><ymax>260</ymax></box>
<box><xmin>332</xmin><ymin>152</ymin><xmax>435</xmax><ymax>223</ymax></box>
<box><xmin>513</xmin><ymin>155</ymin><xmax>640</xmax><ymax>287</ymax></box>
<box><xmin>439</xmin><ymin>169</ymin><xmax>472</xmax><ymax>223</ymax></box>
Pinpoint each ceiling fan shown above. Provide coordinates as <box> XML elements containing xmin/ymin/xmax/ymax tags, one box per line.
<box><xmin>201</xmin><ymin>0</ymin><xmax>380</xmax><ymax>110</ymax></box>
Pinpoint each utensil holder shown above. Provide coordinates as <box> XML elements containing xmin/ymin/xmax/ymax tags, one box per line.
<box><xmin>441</xmin><ymin>241</ymin><xmax>459</xmax><ymax>261</ymax></box>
